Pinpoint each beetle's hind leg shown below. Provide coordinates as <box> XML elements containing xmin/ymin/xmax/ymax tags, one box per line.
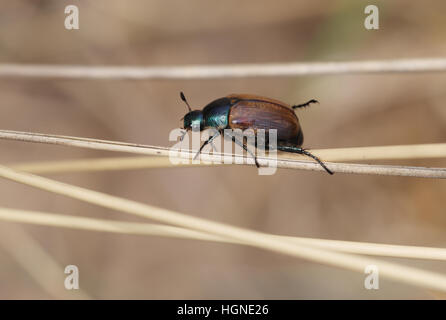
<box><xmin>222</xmin><ymin>130</ymin><xmax>260</xmax><ymax>168</ymax></box>
<box><xmin>299</xmin><ymin>148</ymin><xmax>333</xmax><ymax>175</ymax></box>
<box><xmin>277</xmin><ymin>145</ymin><xmax>333</xmax><ymax>175</ymax></box>
<box><xmin>292</xmin><ymin>99</ymin><xmax>319</xmax><ymax>110</ymax></box>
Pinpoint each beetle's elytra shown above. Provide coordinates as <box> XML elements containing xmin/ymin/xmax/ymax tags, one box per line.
<box><xmin>179</xmin><ymin>92</ymin><xmax>333</xmax><ymax>174</ymax></box>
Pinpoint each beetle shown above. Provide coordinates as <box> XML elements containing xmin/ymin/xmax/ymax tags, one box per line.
<box><xmin>178</xmin><ymin>92</ymin><xmax>333</xmax><ymax>175</ymax></box>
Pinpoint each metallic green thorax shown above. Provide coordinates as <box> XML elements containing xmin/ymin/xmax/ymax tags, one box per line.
<box><xmin>202</xmin><ymin>97</ymin><xmax>232</xmax><ymax>130</ymax></box>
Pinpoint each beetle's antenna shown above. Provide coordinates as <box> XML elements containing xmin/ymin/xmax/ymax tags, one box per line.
<box><xmin>180</xmin><ymin>91</ymin><xmax>192</xmax><ymax>112</ymax></box>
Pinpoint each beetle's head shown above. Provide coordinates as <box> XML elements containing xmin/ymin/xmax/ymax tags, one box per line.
<box><xmin>181</xmin><ymin>110</ymin><xmax>204</xmax><ymax>131</ymax></box>
<box><xmin>179</xmin><ymin>91</ymin><xmax>204</xmax><ymax>132</ymax></box>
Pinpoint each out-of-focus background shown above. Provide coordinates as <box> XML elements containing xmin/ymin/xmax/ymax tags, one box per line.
<box><xmin>0</xmin><ymin>0</ymin><xmax>445</xmax><ymax>299</ymax></box>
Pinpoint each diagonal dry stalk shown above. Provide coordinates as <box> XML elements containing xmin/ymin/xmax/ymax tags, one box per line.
<box><xmin>1</xmin><ymin>207</ymin><xmax>446</xmax><ymax>261</ymax></box>
<box><xmin>0</xmin><ymin>224</ymin><xmax>91</xmax><ymax>299</ymax></box>
<box><xmin>0</xmin><ymin>130</ymin><xmax>445</xmax><ymax>178</ymax></box>
<box><xmin>1</xmin><ymin>165</ymin><xmax>446</xmax><ymax>291</ymax></box>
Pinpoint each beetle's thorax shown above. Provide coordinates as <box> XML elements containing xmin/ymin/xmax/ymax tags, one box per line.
<box><xmin>202</xmin><ymin>97</ymin><xmax>232</xmax><ymax>130</ymax></box>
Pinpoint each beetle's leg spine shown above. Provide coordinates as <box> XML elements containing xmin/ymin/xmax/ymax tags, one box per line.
<box><xmin>292</xmin><ymin>99</ymin><xmax>319</xmax><ymax>110</ymax></box>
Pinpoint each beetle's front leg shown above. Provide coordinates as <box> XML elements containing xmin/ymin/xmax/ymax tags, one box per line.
<box><xmin>193</xmin><ymin>131</ymin><xmax>220</xmax><ymax>160</ymax></box>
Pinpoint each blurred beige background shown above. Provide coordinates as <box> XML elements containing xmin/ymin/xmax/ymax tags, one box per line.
<box><xmin>0</xmin><ymin>0</ymin><xmax>445</xmax><ymax>299</ymax></box>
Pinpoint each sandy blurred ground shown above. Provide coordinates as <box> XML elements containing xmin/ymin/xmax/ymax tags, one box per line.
<box><xmin>0</xmin><ymin>0</ymin><xmax>445</xmax><ymax>299</ymax></box>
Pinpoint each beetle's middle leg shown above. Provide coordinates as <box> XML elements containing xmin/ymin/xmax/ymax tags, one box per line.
<box><xmin>222</xmin><ymin>130</ymin><xmax>260</xmax><ymax>168</ymax></box>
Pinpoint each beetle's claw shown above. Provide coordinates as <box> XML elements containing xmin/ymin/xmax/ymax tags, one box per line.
<box><xmin>179</xmin><ymin>130</ymin><xmax>187</xmax><ymax>142</ymax></box>
<box><xmin>254</xmin><ymin>157</ymin><xmax>260</xmax><ymax>168</ymax></box>
<box><xmin>210</xmin><ymin>141</ymin><xmax>218</xmax><ymax>152</ymax></box>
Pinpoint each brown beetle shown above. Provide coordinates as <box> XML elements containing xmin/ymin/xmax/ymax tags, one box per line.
<box><xmin>179</xmin><ymin>92</ymin><xmax>333</xmax><ymax>174</ymax></box>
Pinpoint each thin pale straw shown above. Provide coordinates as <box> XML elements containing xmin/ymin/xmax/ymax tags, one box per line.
<box><xmin>1</xmin><ymin>207</ymin><xmax>446</xmax><ymax>261</ymax></box>
<box><xmin>12</xmin><ymin>142</ymin><xmax>446</xmax><ymax>174</ymax></box>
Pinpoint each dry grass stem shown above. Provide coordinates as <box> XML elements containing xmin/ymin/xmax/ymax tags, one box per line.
<box><xmin>0</xmin><ymin>130</ymin><xmax>445</xmax><ymax>178</ymax></box>
<box><xmin>1</xmin><ymin>59</ymin><xmax>446</xmax><ymax>80</ymax></box>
